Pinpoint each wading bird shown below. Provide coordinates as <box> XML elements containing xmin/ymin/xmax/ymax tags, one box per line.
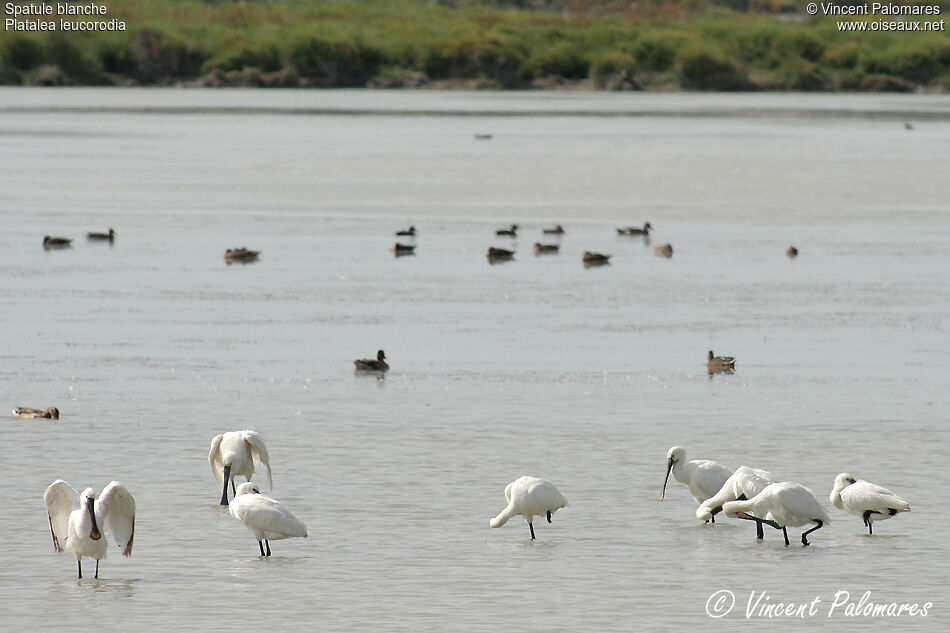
<box><xmin>44</xmin><ymin>480</ymin><xmax>136</xmax><ymax>578</ymax></box>
<box><xmin>697</xmin><ymin>466</ymin><xmax>774</xmax><ymax>537</ymax></box>
<box><xmin>723</xmin><ymin>481</ymin><xmax>830</xmax><ymax>547</ymax></box>
<box><xmin>490</xmin><ymin>476</ymin><xmax>567</xmax><ymax>540</ymax></box>
<box><xmin>660</xmin><ymin>446</ymin><xmax>732</xmax><ymax>521</ymax></box>
<box><xmin>209</xmin><ymin>430</ymin><xmax>273</xmax><ymax>505</ymax></box>
<box><xmin>229</xmin><ymin>482</ymin><xmax>308</xmax><ymax>556</ymax></box>
<box><xmin>830</xmin><ymin>473</ymin><xmax>910</xmax><ymax>535</ymax></box>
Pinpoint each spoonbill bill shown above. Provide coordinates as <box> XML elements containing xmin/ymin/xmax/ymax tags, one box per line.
<box><xmin>229</xmin><ymin>482</ymin><xmax>308</xmax><ymax>556</ymax></box>
<box><xmin>660</xmin><ymin>447</ymin><xmax>732</xmax><ymax>521</ymax></box>
<box><xmin>697</xmin><ymin>466</ymin><xmax>774</xmax><ymax>537</ymax></box>
<box><xmin>209</xmin><ymin>430</ymin><xmax>273</xmax><ymax>505</ymax></box>
<box><xmin>44</xmin><ymin>480</ymin><xmax>135</xmax><ymax>578</ymax></box>
<box><xmin>830</xmin><ymin>473</ymin><xmax>910</xmax><ymax>535</ymax></box>
<box><xmin>723</xmin><ymin>481</ymin><xmax>830</xmax><ymax>546</ymax></box>
<box><xmin>490</xmin><ymin>476</ymin><xmax>567</xmax><ymax>540</ymax></box>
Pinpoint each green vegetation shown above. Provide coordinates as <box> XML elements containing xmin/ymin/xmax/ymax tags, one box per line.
<box><xmin>1</xmin><ymin>0</ymin><xmax>948</xmax><ymax>90</ymax></box>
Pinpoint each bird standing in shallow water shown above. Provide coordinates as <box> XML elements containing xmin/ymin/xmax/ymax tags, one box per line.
<box><xmin>44</xmin><ymin>480</ymin><xmax>136</xmax><ymax>578</ymax></box>
<box><xmin>697</xmin><ymin>466</ymin><xmax>774</xmax><ymax>537</ymax></box>
<box><xmin>229</xmin><ymin>482</ymin><xmax>308</xmax><ymax>556</ymax></box>
<box><xmin>723</xmin><ymin>481</ymin><xmax>830</xmax><ymax>546</ymax></box>
<box><xmin>490</xmin><ymin>476</ymin><xmax>567</xmax><ymax>540</ymax></box>
<box><xmin>660</xmin><ymin>446</ymin><xmax>732</xmax><ymax>523</ymax></box>
<box><xmin>830</xmin><ymin>473</ymin><xmax>910</xmax><ymax>535</ymax></box>
<box><xmin>354</xmin><ymin>349</ymin><xmax>389</xmax><ymax>372</ymax></box>
<box><xmin>209</xmin><ymin>430</ymin><xmax>273</xmax><ymax>505</ymax></box>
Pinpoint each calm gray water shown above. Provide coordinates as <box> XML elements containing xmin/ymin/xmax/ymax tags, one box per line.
<box><xmin>1</xmin><ymin>88</ymin><xmax>948</xmax><ymax>632</ymax></box>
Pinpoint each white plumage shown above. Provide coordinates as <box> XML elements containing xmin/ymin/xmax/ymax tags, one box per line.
<box><xmin>830</xmin><ymin>473</ymin><xmax>910</xmax><ymax>535</ymax></box>
<box><xmin>44</xmin><ymin>479</ymin><xmax>136</xmax><ymax>578</ymax></box>
<box><xmin>696</xmin><ymin>466</ymin><xmax>774</xmax><ymax>520</ymax></box>
<box><xmin>209</xmin><ymin>430</ymin><xmax>273</xmax><ymax>505</ymax></box>
<box><xmin>229</xmin><ymin>482</ymin><xmax>307</xmax><ymax>556</ymax></box>
<box><xmin>660</xmin><ymin>446</ymin><xmax>732</xmax><ymax>507</ymax></box>
<box><xmin>723</xmin><ymin>481</ymin><xmax>831</xmax><ymax>546</ymax></box>
<box><xmin>490</xmin><ymin>476</ymin><xmax>567</xmax><ymax>540</ymax></box>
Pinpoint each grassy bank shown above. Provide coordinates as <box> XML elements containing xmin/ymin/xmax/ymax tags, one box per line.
<box><xmin>1</xmin><ymin>0</ymin><xmax>948</xmax><ymax>91</ymax></box>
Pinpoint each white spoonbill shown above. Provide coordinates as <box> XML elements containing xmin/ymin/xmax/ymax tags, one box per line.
<box><xmin>723</xmin><ymin>481</ymin><xmax>830</xmax><ymax>547</ymax></box>
<box><xmin>229</xmin><ymin>482</ymin><xmax>308</xmax><ymax>556</ymax></box>
<box><xmin>44</xmin><ymin>479</ymin><xmax>135</xmax><ymax>578</ymax></box>
<box><xmin>697</xmin><ymin>466</ymin><xmax>774</xmax><ymax>537</ymax></box>
<box><xmin>830</xmin><ymin>473</ymin><xmax>910</xmax><ymax>535</ymax></box>
<box><xmin>490</xmin><ymin>476</ymin><xmax>567</xmax><ymax>540</ymax></box>
<box><xmin>209</xmin><ymin>430</ymin><xmax>273</xmax><ymax>505</ymax></box>
<box><xmin>660</xmin><ymin>447</ymin><xmax>731</xmax><ymax>520</ymax></box>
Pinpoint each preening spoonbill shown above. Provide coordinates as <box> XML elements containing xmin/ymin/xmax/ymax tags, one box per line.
<box><xmin>490</xmin><ymin>476</ymin><xmax>567</xmax><ymax>540</ymax></box>
<box><xmin>229</xmin><ymin>482</ymin><xmax>308</xmax><ymax>556</ymax></box>
<box><xmin>723</xmin><ymin>481</ymin><xmax>830</xmax><ymax>547</ymax></box>
<box><xmin>830</xmin><ymin>473</ymin><xmax>910</xmax><ymax>535</ymax></box>
<box><xmin>13</xmin><ymin>406</ymin><xmax>59</xmax><ymax>419</ymax></box>
<box><xmin>660</xmin><ymin>447</ymin><xmax>732</xmax><ymax>521</ymax></box>
<box><xmin>44</xmin><ymin>480</ymin><xmax>135</xmax><ymax>578</ymax></box>
<box><xmin>697</xmin><ymin>466</ymin><xmax>774</xmax><ymax>537</ymax></box>
<box><xmin>209</xmin><ymin>430</ymin><xmax>273</xmax><ymax>505</ymax></box>
<box><xmin>354</xmin><ymin>350</ymin><xmax>389</xmax><ymax>372</ymax></box>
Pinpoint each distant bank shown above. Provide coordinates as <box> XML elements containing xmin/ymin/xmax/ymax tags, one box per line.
<box><xmin>1</xmin><ymin>0</ymin><xmax>948</xmax><ymax>92</ymax></box>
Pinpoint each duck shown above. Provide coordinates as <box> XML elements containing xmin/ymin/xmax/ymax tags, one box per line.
<box><xmin>354</xmin><ymin>350</ymin><xmax>389</xmax><ymax>372</ymax></box>
<box><xmin>533</xmin><ymin>243</ymin><xmax>559</xmax><ymax>255</ymax></box>
<box><xmin>542</xmin><ymin>224</ymin><xmax>565</xmax><ymax>235</ymax></box>
<box><xmin>786</xmin><ymin>246</ymin><xmax>799</xmax><ymax>258</ymax></box>
<box><xmin>13</xmin><ymin>406</ymin><xmax>60</xmax><ymax>419</ymax></box>
<box><xmin>495</xmin><ymin>224</ymin><xmax>518</xmax><ymax>237</ymax></box>
<box><xmin>392</xmin><ymin>243</ymin><xmax>416</xmax><ymax>256</ymax></box>
<box><xmin>396</xmin><ymin>226</ymin><xmax>416</xmax><ymax>237</ymax></box>
<box><xmin>87</xmin><ymin>228</ymin><xmax>116</xmax><ymax>241</ymax></box>
<box><xmin>486</xmin><ymin>247</ymin><xmax>515</xmax><ymax>262</ymax></box>
<box><xmin>653</xmin><ymin>243</ymin><xmax>673</xmax><ymax>258</ymax></box>
<box><xmin>43</xmin><ymin>236</ymin><xmax>72</xmax><ymax>249</ymax></box>
<box><xmin>617</xmin><ymin>222</ymin><xmax>652</xmax><ymax>236</ymax></box>
<box><xmin>473</xmin><ymin>133</ymin><xmax>493</xmax><ymax>140</ymax></box>
<box><xmin>582</xmin><ymin>251</ymin><xmax>610</xmax><ymax>266</ymax></box>
<box><xmin>224</xmin><ymin>247</ymin><xmax>260</xmax><ymax>264</ymax></box>
<box><xmin>707</xmin><ymin>350</ymin><xmax>736</xmax><ymax>373</ymax></box>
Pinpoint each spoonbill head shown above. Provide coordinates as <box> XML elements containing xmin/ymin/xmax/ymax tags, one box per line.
<box><xmin>659</xmin><ymin>446</ymin><xmax>732</xmax><ymax>507</ymax></box>
<box><xmin>229</xmin><ymin>482</ymin><xmax>308</xmax><ymax>556</ymax></box>
<box><xmin>490</xmin><ymin>475</ymin><xmax>567</xmax><ymax>540</ymax></box>
<box><xmin>830</xmin><ymin>473</ymin><xmax>910</xmax><ymax>535</ymax></box>
<box><xmin>209</xmin><ymin>430</ymin><xmax>272</xmax><ymax>505</ymax></box>
<box><xmin>44</xmin><ymin>479</ymin><xmax>136</xmax><ymax>578</ymax></box>
<box><xmin>723</xmin><ymin>481</ymin><xmax>830</xmax><ymax>546</ymax></box>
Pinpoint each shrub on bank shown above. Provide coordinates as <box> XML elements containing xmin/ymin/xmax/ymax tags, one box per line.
<box><xmin>677</xmin><ymin>44</ymin><xmax>749</xmax><ymax>90</ymax></box>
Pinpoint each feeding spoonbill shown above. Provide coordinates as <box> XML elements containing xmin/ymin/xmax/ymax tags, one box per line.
<box><xmin>697</xmin><ymin>466</ymin><xmax>774</xmax><ymax>537</ymax></box>
<box><xmin>490</xmin><ymin>476</ymin><xmax>567</xmax><ymax>540</ymax></box>
<box><xmin>44</xmin><ymin>480</ymin><xmax>135</xmax><ymax>578</ymax></box>
<box><xmin>660</xmin><ymin>447</ymin><xmax>731</xmax><ymax>520</ymax></box>
<box><xmin>723</xmin><ymin>481</ymin><xmax>831</xmax><ymax>546</ymax></box>
<box><xmin>830</xmin><ymin>473</ymin><xmax>910</xmax><ymax>535</ymax></box>
<box><xmin>209</xmin><ymin>430</ymin><xmax>273</xmax><ymax>505</ymax></box>
<box><xmin>228</xmin><ymin>482</ymin><xmax>308</xmax><ymax>556</ymax></box>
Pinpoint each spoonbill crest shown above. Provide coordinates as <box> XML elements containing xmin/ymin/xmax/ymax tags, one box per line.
<box><xmin>723</xmin><ymin>481</ymin><xmax>830</xmax><ymax>547</ymax></box>
<box><xmin>490</xmin><ymin>475</ymin><xmax>567</xmax><ymax>540</ymax></box>
<box><xmin>44</xmin><ymin>479</ymin><xmax>136</xmax><ymax>578</ymax></box>
<box><xmin>697</xmin><ymin>466</ymin><xmax>774</xmax><ymax>537</ymax></box>
<box><xmin>229</xmin><ymin>482</ymin><xmax>308</xmax><ymax>556</ymax></box>
<box><xmin>209</xmin><ymin>430</ymin><xmax>273</xmax><ymax>505</ymax></box>
<box><xmin>660</xmin><ymin>447</ymin><xmax>731</xmax><ymax>521</ymax></box>
<box><xmin>830</xmin><ymin>473</ymin><xmax>910</xmax><ymax>535</ymax></box>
